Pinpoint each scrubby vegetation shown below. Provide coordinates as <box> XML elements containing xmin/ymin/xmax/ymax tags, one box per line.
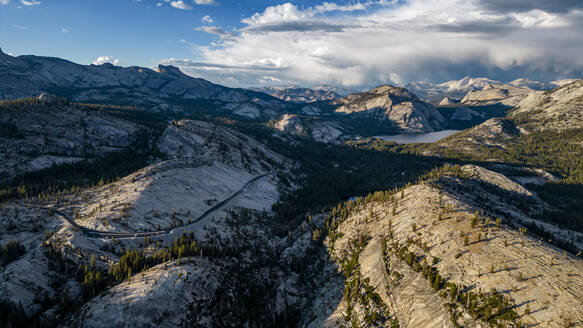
<box><xmin>0</xmin><ymin>129</ymin><xmax>159</xmax><ymax>202</ymax></box>
<box><xmin>0</xmin><ymin>300</ymin><xmax>36</xmax><ymax>328</ymax></box>
<box><xmin>0</xmin><ymin>122</ymin><xmax>24</xmax><ymax>139</ymax></box>
<box><xmin>337</xmin><ymin>234</ymin><xmax>399</xmax><ymax>327</ymax></box>
<box><xmin>0</xmin><ymin>240</ymin><xmax>25</xmax><ymax>266</ymax></box>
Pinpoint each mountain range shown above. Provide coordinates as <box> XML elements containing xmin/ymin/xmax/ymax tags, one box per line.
<box><xmin>1</xmin><ymin>48</ymin><xmax>583</xmax><ymax>328</ymax></box>
<box><xmin>405</xmin><ymin>76</ymin><xmax>572</xmax><ymax>104</ymax></box>
<box><xmin>0</xmin><ymin>47</ymin><xmax>287</xmax><ymax>119</ymax></box>
<box><xmin>0</xmin><ymin>46</ymin><xmax>577</xmax><ymax>141</ymax></box>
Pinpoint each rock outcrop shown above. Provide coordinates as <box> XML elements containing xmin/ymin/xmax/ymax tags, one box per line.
<box><xmin>332</xmin><ymin>85</ymin><xmax>444</xmax><ymax>132</ymax></box>
<box><xmin>274</xmin><ymin>114</ymin><xmax>305</xmax><ymax>135</ymax></box>
<box><xmin>438</xmin><ymin>96</ymin><xmax>459</xmax><ymax>106</ymax></box>
<box><xmin>461</xmin><ymin>84</ymin><xmax>533</xmax><ymax>107</ymax></box>
<box><xmin>511</xmin><ymin>79</ymin><xmax>583</xmax><ymax>131</ymax></box>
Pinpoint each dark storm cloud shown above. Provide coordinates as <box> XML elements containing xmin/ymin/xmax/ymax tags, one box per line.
<box><xmin>163</xmin><ymin>59</ymin><xmax>287</xmax><ymax>71</ymax></box>
<box><xmin>171</xmin><ymin>1</ymin><xmax>583</xmax><ymax>89</ymax></box>
<box><xmin>241</xmin><ymin>21</ymin><xmax>349</xmax><ymax>33</ymax></box>
<box><xmin>378</xmin><ymin>55</ymin><xmax>583</xmax><ymax>87</ymax></box>
<box><xmin>477</xmin><ymin>0</ymin><xmax>583</xmax><ymax>14</ymax></box>
<box><xmin>429</xmin><ymin>17</ymin><xmax>520</xmax><ymax>36</ymax></box>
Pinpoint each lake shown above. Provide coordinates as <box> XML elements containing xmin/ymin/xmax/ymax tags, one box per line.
<box><xmin>375</xmin><ymin>130</ymin><xmax>460</xmax><ymax>144</ymax></box>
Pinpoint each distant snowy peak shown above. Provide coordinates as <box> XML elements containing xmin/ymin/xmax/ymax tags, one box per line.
<box><xmin>404</xmin><ymin>76</ymin><xmax>568</xmax><ymax>104</ymax></box>
<box><xmin>436</xmin><ymin>77</ymin><xmax>502</xmax><ymax>92</ymax></box>
<box><xmin>403</xmin><ymin>77</ymin><xmax>503</xmax><ymax>103</ymax></box>
<box><xmin>507</xmin><ymin>78</ymin><xmax>555</xmax><ymax>91</ymax></box>
<box><xmin>312</xmin><ymin>84</ymin><xmax>353</xmax><ymax>96</ymax></box>
<box><xmin>551</xmin><ymin>79</ymin><xmax>579</xmax><ymax>87</ymax></box>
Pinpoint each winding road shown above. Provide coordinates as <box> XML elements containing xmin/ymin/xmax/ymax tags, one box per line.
<box><xmin>54</xmin><ymin>169</ymin><xmax>286</xmax><ymax>239</ymax></box>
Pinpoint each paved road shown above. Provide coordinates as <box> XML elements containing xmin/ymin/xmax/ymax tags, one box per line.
<box><xmin>54</xmin><ymin>169</ymin><xmax>286</xmax><ymax>239</ymax></box>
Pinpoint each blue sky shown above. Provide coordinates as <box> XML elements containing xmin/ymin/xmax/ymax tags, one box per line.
<box><xmin>0</xmin><ymin>0</ymin><xmax>348</xmax><ymax>66</ymax></box>
<box><xmin>1</xmin><ymin>0</ymin><xmax>583</xmax><ymax>88</ymax></box>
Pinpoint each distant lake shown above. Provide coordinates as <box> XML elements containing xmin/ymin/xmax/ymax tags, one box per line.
<box><xmin>375</xmin><ymin>130</ymin><xmax>460</xmax><ymax>144</ymax></box>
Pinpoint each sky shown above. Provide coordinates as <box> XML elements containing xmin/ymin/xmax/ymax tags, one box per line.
<box><xmin>1</xmin><ymin>0</ymin><xmax>583</xmax><ymax>89</ymax></box>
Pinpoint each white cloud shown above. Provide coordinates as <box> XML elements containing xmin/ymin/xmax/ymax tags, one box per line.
<box><xmin>170</xmin><ymin>0</ymin><xmax>192</xmax><ymax>10</ymax></box>
<box><xmin>92</xmin><ymin>56</ymin><xmax>119</xmax><ymax>66</ymax></box>
<box><xmin>61</xmin><ymin>27</ymin><xmax>69</xmax><ymax>33</ymax></box>
<box><xmin>20</xmin><ymin>0</ymin><xmax>41</xmax><ymax>5</ymax></box>
<box><xmin>11</xmin><ymin>24</ymin><xmax>27</xmax><ymax>30</ymax></box>
<box><xmin>194</xmin><ymin>0</ymin><xmax>217</xmax><ymax>4</ymax></box>
<box><xmin>201</xmin><ymin>15</ymin><xmax>213</xmax><ymax>24</ymax></box>
<box><xmin>313</xmin><ymin>2</ymin><xmax>366</xmax><ymax>13</ymax></box>
<box><xmin>0</xmin><ymin>0</ymin><xmax>10</xmax><ymax>5</ymax></box>
<box><xmin>242</xmin><ymin>3</ymin><xmax>307</xmax><ymax>25</ymax></box>
<box><xmin>195</xmin><ymin>26</ymin><xmax>235</xmax><ymax>40</ymax></box>
<box><xmin>165</xmin><ymin>0</ymin><xmax>583</xmax><ymax>88</ymax></box>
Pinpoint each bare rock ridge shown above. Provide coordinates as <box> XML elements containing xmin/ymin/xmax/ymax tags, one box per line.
<box><xmin>511</xmin><ymin>79</ymin><xmax>583</xmax><ymax>131</ymax></box>
<box><xmin>332</xmin><ymin>84</ymin><xmax>445</xmax><ymax>132</ymax></box>
<box><xmin>307</xmin><ymin>165</ymin><xmax>583</xmax><ymax>327</ymax></box>
<box><xmin>0</xmin><ymin>51</ymin><xmax>287</xmax><ymax>118</ymax></box>
<box><xmin>460</xmin><ymin>84</ymin><xmax>534</xmax><ymax>107</ymax></box>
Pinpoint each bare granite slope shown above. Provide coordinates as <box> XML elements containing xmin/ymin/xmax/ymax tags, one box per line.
<box><xmin>332</xmin><ymin>85</ymin><xmax>444</xmax><ymax>132</ymax></box>
<box><xmin>0</xmin><ymin>95</ymin><xmax>142</xmax><ymax>181</ymax></box>
<box><xmin>310</xmin><ymin>165</ymin><xmax>583</xmax><ymax>327</ymax></box>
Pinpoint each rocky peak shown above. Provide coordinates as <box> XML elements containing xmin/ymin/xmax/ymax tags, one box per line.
<box><xmin>370</xmin><ymin>84</ymin><xmax>416</xmax><ymax>99</ymax></box>
<box><xmin>511</xmin><ymin>79</ymin><xmax>583</xmax><ymax>130</ymax></box>
<box><xmin>274</xmin><ymin>114</ymin><xmax>304</xmax><ymax>135</ymax></box>
<box><xmin>98</xmin><ymin>62</ymin><xmax>116</xmax><ymax>69</ymax></box>
<box><xmin>438</xmin><ymin>96</ymin><xmax>458</xmax><ymax>106</ymax></box>
<box><xmin>332</xmin><ymin>84</ymin><xmax>444</xmax><ymax>132</ymax></box>
<box><xmin>156</xmin><ymin>64</ymin><xmax>184</xmax><ymax>76</ymax></box>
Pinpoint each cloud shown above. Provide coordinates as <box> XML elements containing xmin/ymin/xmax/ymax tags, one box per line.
<box><xmin>11</xmin><ymin>24</ymin><xmax>27</xmax><ymax>30</ymax></box>
<box><xmin>313</xmin><ymin>2</ymin><xmax>367</xmax><ymax>13</ymax></box>
<box><xmin>20</xmin><ymin>0</ymin><xmax>41</xmax><ymax>5</ymax></box>
<box><xmin>428</xmin><ymin>17</ymin><xmax>520</xmax><ymax>36</ymax></box>
<box><xmin>477</xmin><ymin>0</ymin><xmax>583</xmax><ymax>14</ymax></box>
<box><xmin>195</xmin><ymin>26</ymin><xmax>236</xmax><ymax>40</ymax></box>
<box><xmin>194</xmin><ymin>0</ymin><xmax>217</xmax><ymax>4</ymax></box>
<box><xmin>92</xmin><ymin>56</ymin><xmax>119</xmax><ymax>66</ymax></box>
<box><xmin>165</xmin><ymin>0</ymin><xmax>583</xmax><ymax>88</ymax></box>
<box><xmin>170</xmin><ymin>1</ymin><xmax>192</xmax><ymax>10</ymax></box>
<box><xmin>61</xmin><ymin>27</ymin><xmax>69</xmax><ymax>33</ymax></box>
<box><xmin>201</xmin><ymin>15</ymin><xmax>213</xmax><ymax>24</ymax></box>
<box><xmin>242</xmin><ymin>21</ymin><xmax>349</xmax><ymax>33</ymax></box>
<box><xmin>0</xmin><ymin>0</ymin><xmax>10</xmax><ymax>5</ymax></box>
